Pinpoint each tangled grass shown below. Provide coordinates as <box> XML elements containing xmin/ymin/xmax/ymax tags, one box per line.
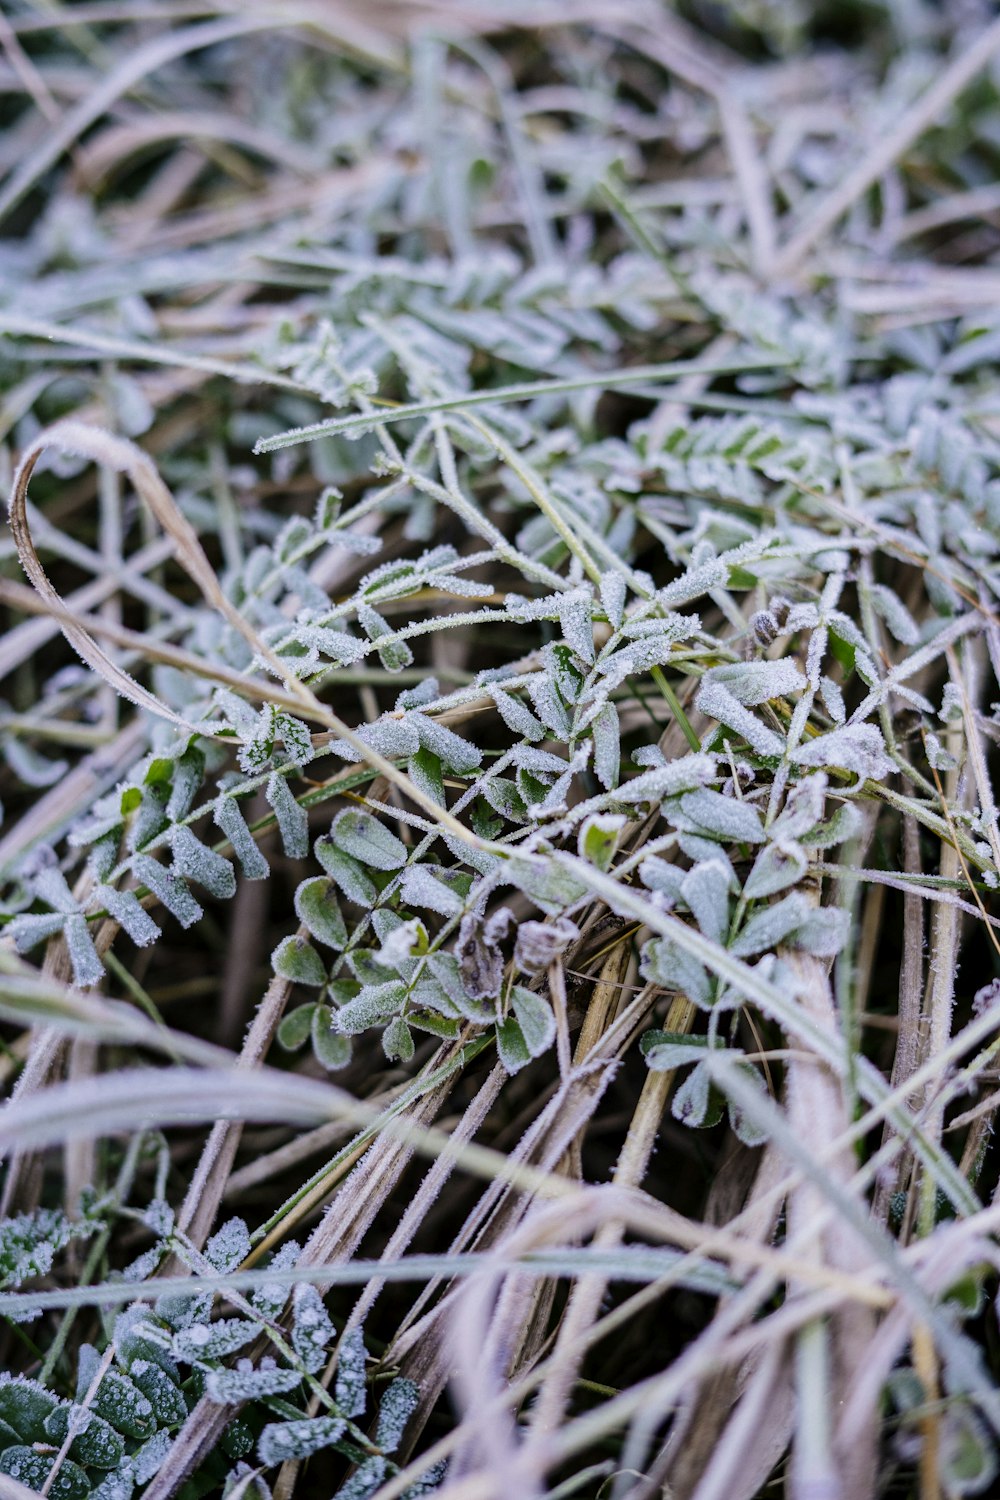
<box><xmin>2</xmin><ymin>2</ymin><xmax>1000</xmax><ymax>1496</ymax></box>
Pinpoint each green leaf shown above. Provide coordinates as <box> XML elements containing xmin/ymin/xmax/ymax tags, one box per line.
<box><xmin>277</xmin><ymin>1003</ymin><xmax>317</xmax><ymax>1051</ymax></box>
<box><xmin>311</xmin><ymin>1005</ymin><xmax>352</xmax><ymax>1069</ymax></box>
<box><xmin>294</xmin><ymin>877</ymin><xmax>348</xmax><ymax>949</ymax></box>
<box><xmin>331</xmin><ymin>808</ymin><xmax>407</xmax><ymax>870</ymax></box>
<box><xmin>315</xmin><ymin>838</ymin><xmax>378</xmax><ymax>905</ymax></box>
<box><xmin>510</xmin><ymin>986</ymin><xmax>556</xmax><ymax>1057</ymax></box>
<box><xmin>272</xmin><ymin>935</ymin><xmax>327</xmax><ymax>988</ymax></box>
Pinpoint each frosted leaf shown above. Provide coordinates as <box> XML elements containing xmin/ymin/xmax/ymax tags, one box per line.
<box><xmin>791</xmin><ymin>723</ymin><xmax>893</xmax><ymax>781</ymax></box>
<box><xmin>681</xmin><ymin>861</ymin><xmax>730</xmax><ymax>945</ymax></box>
<box><xmin>426</xmin><ymin>952</ymin><xmax>492</xmax><ymax>1023</ymax></box>
<box><xmin>743</xmin><ymin>840</ymin><xmax>808</xmax><ymax>899</ymax></box>
<box><xmin>93</xmin><ymin>885</ymin><xmax>160</xmax><ymax>947</ymax></box>
<box><xmin>251</xmin><ymin>1240</ymin><xmax>301</xmax><ymax>1320</ymax></box>
<box><xmin>655</xmin><ymin>557</ymin><xmax>727</xmax><ymax>608</ymax></box>
<box><xmin>578</xmin><ymin>813</ymin><xmax>624</xmax><ymax>871</ymax></box>
<box><xmin>173</xmin><ymin>1318</ymin><xmax>259</xmax><ymax>1362</ymax></box>
<box><xmin>277</xmin><ymin>1003</ymin><xmax>315</xmax><ymax>1050</ymax></box>
<box><xmin>132</xmin><ymin>856</ymin><xmax>203</xmax><ymax>930</ymax></box>
<box><xmin>788</xmin><ymin>906</ymin><xmax>850</xmax><ymax>957</ymax></box>
<box><xmin>699</xmin><ymin>659</ymin><xmax>805</xmax><ymax>707</ymax></box>
<box><xmin>257</xmin><ymin>1413</ymin><xmax>346</xmax><ymax>1465</ymax></box>
<box><xmin>272</xmin><ymin>935</ymin><xmax>327</xmax><ymax>988</ymax></box>
<box><xmin>0</xmin><ymin>1374</ymin><xmax>58</xmax><ymax>1438</ymax></box>
<box><xmin>940</xmin><ymin>682</ymin><xmax>964</xmax><ymax>722</ymax></box>
<box><xmin>556</xmin><ymin>589</ymin><xmax>596</xmax><ymax>663</ymax></box>
<box><xmin>206</xmin><ymin>1217</ymin><xmax>251</xmax><ymax>1273</ymax></box>
<box><xmin>0</xmin><ymin>1447</ymin><xmax>91</xmax><ymax>1500</ymax></box>
<box><xmin>358</xmin><ymin>604</ymin><xmax>413</xmax><ymax>672</ymax></box>
<box><xmin>505</xmin><ymin>855</ymin><xmax>588</xmax><ymax>914</ymax></box>
<box><xmin>694</xmin><ymin>681</ymin><xmax>785</xmax><ymax>758</ymax></box>
<box><xmin>294</xmin><ymin>877</ymin><xmax>348</xmax><ymax>949</ymax></box>
<box><xmin>333</xmin><ymin>1457</ymin><xmax>386</xmax><ymax>1500</ymax></box>
<box><xmin>401</xmin><ymin>1461</ymin><xmax>449</xmax><ymax>1497</ymax></box>
<box><xmin>207</xmin><ymin>1361</ymin><xmax>302</xmax><ymax>1403</ymax></box>
<box><xmin>591</xmin><ymin>702</ymin><xmax>620</xmax><ymax>790</ymax></box>
<box><xmin>510</xmin><ymin>986</ymin><xmax>556</xmax><ymax>1058</ymax></box>
<box><xmin>730</xmin><ymin>894</ymin><xmax>811</xmax><ymax>958</ymax></box>
<box><xmin>457</xmin><ymin>909</ymin><xmax>511</xmax><ymax>1000</ymax></box>
<box><xmin>525</xmin><ymin>673</ymin><xmax>573</xmax><ymax>737</ymax></box>
<box><xmin>725</xmin><ymin>1063</ymin><xmax>770</xmax><ymax>1147</ymax></box>
<box><xmin>801</xmin><ymin>801</ymin><xmax>862</xmax><ymax>848</ymax></box>
<box><xmin>6</xmin><ymin>911</ymin><xmax>67</xmax><ymax>953</ymax></box>
<box><xmin>239</xmin><ymin>706</ymin><xmax>314</xmax><ymax>774</ymax></box>
<box><xmin>93</xmin><ymin>1369</ymin><xmax>156</xmax><ymax>1439</ymax></box>
<box><xmin>170</xmin><ymin>826</ymin><xmax>237</xmax><ymax>900</ymax></box>
<box><xmin>600</xmin><ymin>570</ymin><xmax>626</xmax><ymax>628</ymax></box>
<box><xmin>622</xmin><ymin>754</ymin><xmax>717</xmax><ymax>804</ymax></box>
<box><xmin>128</xmin><ymin>1361</ymin><xmax>186</xmax><ymax>1427</ymax></box>
<box><xmin>926</xmin><ymin>732</ymin><xmax>958</xmax><ymax>772</ymax></box>
<box><xmin>292</xmin><ymin>1284</ymin><xmax>335</xmax><ymax>1373</ymax></box>
<box><xmin>331</xmin><ymin>808</ymin><xmax>407</xmax><ymax>870</ymax></box>
<box><xmin>334</xmin><ymin>1328</ymin><xmax>367</xmax><ymax>1417</ymax></box>
<box><xmin>514</xmin><ymin>917</ymin><xmax>579</xmax><ymax>975</ymax></box>
<box><xmin>671</xmin><ymin>1062</ymin><xmax>719</xmax><ymax>1129</ymax></box>
<box><xmin>674</xmin><ymin>788</ymin><xmax>765</xmax><ymax>844</ymax></box>
<box><xmin>819</xmin><ymin>674</ymin><xmax>845</xmax><ymax>723</ymax></box>
<box><xmin>398</xmin><ymin>864</ymin><xmax>464</xmax><ymax>917</ymax></box>
<box><xmin>411</xmin><ymin>714</ymin><xmax>482</xmax><ymax>773</ymax></box>
<box><xmin>266</xmin><ymin>772</ymin><xmax>309</xmax><ymax>860</ymax></box>
<box><xmin>333</xmin><ymin>981</ymin><xmax>407</xmax><ymax>1035</ymax></box>
<box><xmin>375</xmin><ymin>1376</ymin><xmax>419</xmax><ymax>1453</ymax></box>
<box><xmin>315</xmin><ymin>839</ymin><xmax>378</xmax><ymax>905</ymax></box>
<box><xmin>378</xmin><ymin>917</ymin><xmax>426</xmax><ymax>970</ymax></box>
<box><xmin>496</xmin><ymin>1014</ymin><xmax>531</xmax><ymax>1073</ymax></box>
<box><xmin>490</xmin><ymin>685</ymin><xmax>545</xmax><ymax>741</ymax></box>
<box><xmin>329</xmin><ymin>716</ymin><xmax>421</xmax><ymax>763</ymax></box>
<box><xmin>214</xmin><ymin>795</ymin><xmax>269</xmax><ymax>880</ymax></box>
<box><xmin>770</xmin><ymin>774</ymin><xmax>828</xmax><ymax>840</ymax></box>
<box><xmin>640</xmin><ymin>938</ymin><xmax>712</xmax><ymax>1008</ymax></box>
<box><xmin>302</xmin><ymin>625</ymin><xmax>367</xmax><ymax>664</ymax></box>
<box><xmin>640</xmin><ymin>1030</ymin><xmax>711</xmax><ymax>1071</ymax></box>
<box><xmin>133</xmin><ymin>1429</ymin><xmax>173</xmax><ymax>1484</ymax></box>
<box><xmin>64</xmin><ymin>914</ymin><xmax>105</xmax><ymax>987</ymax></box>
<box><xmin>166</xmin><ymin>746</ymin><xmax>205</xmax><ymax>823</ymax></box>
<box><xmin>90</xmin><ymin>1467</ymin><xmax>136</xmax><ymax>1500</ymax></box>
<box><xmin>389</xmin><ymin>683</ymin><xmax>439</xmax><ymax>721</ymax></box>
<box><xmin>639</xmin><ymin>856</ymin><xmax>685</xmax><ymax>903</ymax></box>
<box><xmin>869</xmin><ymin>584</ymin><xmax>919</xmax><ymax>645</ymax></box>
<box><xmin>383</xmin><ymin>1014</ymin><xmax>415</xmax><ymax>1061</ymax></box>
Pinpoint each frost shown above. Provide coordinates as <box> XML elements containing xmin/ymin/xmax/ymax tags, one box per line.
<box><xmin>132</xmin><ymin>856</ymin><xmax>203</xmax><ymax>929</ymax></box>
<box><xmin>694</xmin><ymin>680</ymin><xmax>785</xmax><ymax>758</ymax></box>
<box><xmin>266</xmin><ymin>771</ymin><xmax>309</xmax><ymax>859</ymax></box>
<box><xmin>170</xmin><ymin>825</ymin><xmax>237</xmax><ymax>900</ymax></box>
<box><xmin>272</xmin><ymin>934</ymin><xmax>327</xmax><ymax>987</ymax></box>
<box><xmin>291</xmin><ymin>1284</ymin><xmax>335</xmax><ymax>1373</ymax></box>
<box><xmin>791</xmin><ymin>723</ymin><xmax>893</xmax><ymax>781</ymax></box>
<box><xmin>398</xmin><ymin>864</ymin><xmax>465</xmax><ymax>917</ymax></box>
<box><xmin>294</xmin><ymin>877</ymin><xmax>348</xmax><ymax>948</ymax></box>
<box><xmin>205</xmin><ymin>1217</ymin><xmax>251</xmax><ymax>1273</ymax></box>
<box><xmin>214</xmin><ymin>794</ymin><xmax>270</xmax><ymax>880</ymax></box>
<box><xmin>514</xmin><ymin>917</ymin><xmax>579</xmax><ymax>975</ymax></box>
<box><xmin>257</xmin><ymin>1413</ymin><xmax>346</xmax><ymax>1465</ymax></box>
<box><xmin>331</xmin><ymin>808</ymin><xmax>407</xmax><ymax>870</ymax></box>
<box><xmin>334</xmin><ymin>1328</ymin><xmax>368</xmax><ymax>1417</ymax></box>
<box><xmin>375</xmin><ymin>1376</ymin><xmax>419</xmax><ymax>1452</ymax></box>
<box><xmin>701</xmin><ymin>659</ymin><xmax>806</xmax><ymax>706</ymax></box>
<box><xmin>93</xmin><ymin>884</ymin><xmax>161</xmax><ymax>947</ymax></box>
<box><xmin>172</xmin><ymin>1317</ymin><xmax>259</xmax><ymax>1362</ymax></box>
<box><xmin>206</xmin><ymin>1360</ymin><xmax>303</xmax><ymax>1402</ymax></box>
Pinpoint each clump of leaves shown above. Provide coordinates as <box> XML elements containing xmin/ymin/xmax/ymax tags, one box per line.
<box><xmin>3</xmin><ymin>3</ymin><xmax>1000</xmax><ymax>1499</ymax></box>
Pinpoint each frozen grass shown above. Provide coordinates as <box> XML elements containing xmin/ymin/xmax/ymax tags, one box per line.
<box><xmin>2</xmin><ymin>2</ymin><xmax>1000</xmax><ymax>1497</ymax></box>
